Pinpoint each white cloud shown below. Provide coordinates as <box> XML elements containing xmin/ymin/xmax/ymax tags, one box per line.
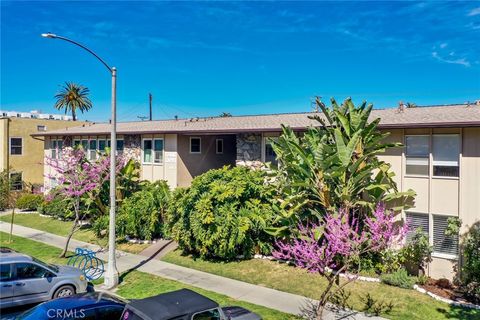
<box><xmin>432</xmin><ymin>51</ymin><xmax>471</xmax><ymax>67</ymax></box>
<box><xmin>467</xmin><ymin>7</ymin><xmax>480</xmax><ymax>16</ymax></box>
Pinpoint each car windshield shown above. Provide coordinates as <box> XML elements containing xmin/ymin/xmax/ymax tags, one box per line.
<box><xmin>32</xmin><ymin>257</ymin><xmax>59</xmax><ymax>273</ymax></box>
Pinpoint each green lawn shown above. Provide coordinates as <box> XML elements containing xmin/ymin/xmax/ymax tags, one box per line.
<box><xmin>0</xmin><ymin>213</ymin><xmax>148</xmax><ymax>254</ymax></box>
<box><xmin>162</xmin><ymin>250</ymin><xmax>480</xmax><ymax>320</ymax></box>
<box><xmin>0</xmin><ymin>231</ymin><xmax>296</xmax><ymax>320</ymax></box>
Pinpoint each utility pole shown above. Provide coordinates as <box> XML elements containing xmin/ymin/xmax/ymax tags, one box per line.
<box><xmin>149</xmin><ymin>93</ymin><xmax>152</xmax><ymax>121</ymax></box>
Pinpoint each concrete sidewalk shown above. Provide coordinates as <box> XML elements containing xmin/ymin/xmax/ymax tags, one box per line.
<box><xmin>0</xmin><ymin>221</ymin><xmax>384</xmax><ymax>320</ymax></box>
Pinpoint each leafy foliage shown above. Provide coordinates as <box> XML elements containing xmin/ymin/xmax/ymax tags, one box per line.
<box><xmin>117</xmin><ymin>181</ymin><xmax>171</xmax><ymax>240</ymax></box>
<box><xmin>269</xmin><ymin>97</ymin><xmax>415</xmax><ymax>236</ymax></box>
<box><xmin>380</xmin><ymin>268</ymin><xmax>416</xmax><ymax>289</ymax></box>
<box><xmin>400</xmin><ymin>228</ymin><xmax>432</xmax><ymax>274</ymax></box>
<box><xmin>53</xmin><ymin>82</ymin><xmax>92</xmax><ymax>121</ymax></box>
<box><xmin>0</xmin><ymin>170</ymin><xmax>10</xmax><ymax>210</ymax></box>
<box><xmin>16</xmin><ymin>194</ymin><xmax>43</xmax><ymax>211</ymax></box>
<box><xmin>165</xmin><ymin>166</ymin><xmax>275</xmax><ymax>260</ymax></box>
<box><xmin>361</xmin><ymin>293</ymin><xmax>395</xmax><ymax>316</ymax></box>
<box><xmin>462</xmin><ymin>224</ymin><xmax>480</xmax><ymax>284</ymax></box>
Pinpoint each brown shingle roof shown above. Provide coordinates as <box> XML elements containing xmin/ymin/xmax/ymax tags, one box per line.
<box><xmin>35</xmin><ymin>103</ymin><xmax>480</xmax><ymax>136</ymax></box>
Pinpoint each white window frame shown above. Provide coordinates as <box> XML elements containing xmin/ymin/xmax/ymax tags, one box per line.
<box><xmin>51</xmin><ymin>138</ymin><xmax>64</xmax><ymax>159</ymax></box>
<box><xmin>9</xmin><ymin>172</ymin><xmax>23</xmax><ymax>191</ymax></box>
<box><xmin>404</xmin><ymin>134</ymin><xmax>430</xmax><ymax>177</ymax></box>
<box><xmin>189</xmin><ymin>137</ymin><xmax>201</xmax><ymax>154</ymax></box>
<box><xmin>142</xmin><ymin>138</ymin><xmax>154</xmax><ymax>164</ymax></box>
<box><xmin>88</xmin><ymin>139</ymin><xmax>98</xmax><ymax>161</ymax></box>
<box><xmin>153</xmin><ymin>138</ymin><xmax>164</xmax><ymax>164</ymax></box>
<box><xmin>216</xmin><ymin>139</ymin><xmax>223</xmax><ymax>154</ymax></box>
<box><xmin>37</xmin><ymin>125</ymin><xmax>47</xmax><ymax>132</ymax></box>
<box><xmin>9</xmin><ymin>137</ymin><xmax>23</xmax><ymax>155</ymax></box>
<box><xmin>432</xmin><ymin>134</ymin><xmax>460</xmax><ymax>179</ymax></box>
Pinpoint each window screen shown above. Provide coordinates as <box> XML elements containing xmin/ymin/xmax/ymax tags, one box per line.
<box><xmin>433</xmin><ymin>215</ymin><xmax>459</xmax><ymax>256</ymax></box>
<box><xmin>405</xmin><ymin>135</ymin><xmax>429</xmax><ymax>175</ymax></box>
<box><xmin>433</xmin><ymin>134</ymin><xmax>459</xmax><ymax>177</ymax></box>
<box><xmin>405</xmin><ymin>212</ymin><xmax>429</xmax><ymax>241</ymax></box>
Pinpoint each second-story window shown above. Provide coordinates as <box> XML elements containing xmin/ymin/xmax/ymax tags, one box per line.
<box><xmin>432</xmin><ymin>134</ymin><xmax>460</xmax><ymax>177</ymax></box>
<box><xmin>190</xmin><ymin>137</ymin><xmax>201</xmax><ymax>154</ymax></box>
<box><xmin>405</xmin><ymin>135</ymin><xmax>429</xmax><ymax>176</ymax></box>
<box><xmin>10</xmin><ymin>138</ymin><xmax>22</xmax><ymax>155</ymax></box>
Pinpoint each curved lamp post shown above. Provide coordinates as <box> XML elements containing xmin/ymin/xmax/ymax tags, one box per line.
<box><xmin>41</xmin><ymin>33</ymin><xmax>118</xmax><ymax>288</ymax></box>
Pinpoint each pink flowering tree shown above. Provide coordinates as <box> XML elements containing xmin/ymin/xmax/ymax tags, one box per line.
<box><xmin>273</xmin><ymin>204</ymin><xmax>407</xmax><ymax>319</ymax></box>
<box><xmin>46</xmin><ymin>147</ymin><xmax>124</xmax><ymax>257</ymax></box>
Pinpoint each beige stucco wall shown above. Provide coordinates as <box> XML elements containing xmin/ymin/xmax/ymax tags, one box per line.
<box><xmin>4</xmin><ymin>118</ymin><xmax>84</xmax><ymax>187</ymax></box>
<box><xmin>0</xmin><ymin>119</ymin><xmax>8</xmax><ymax>172</ymax></box>
<box><xmin>177</xmin><ymin>134</ymin><xmax>236</xmax><ymax>187</ymax></box>
<box><xmin>378</xmin><ymin>127</ymin><xmax>480</xmax><ymax>280</ymax></box>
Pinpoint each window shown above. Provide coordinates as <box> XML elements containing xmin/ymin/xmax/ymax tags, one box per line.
<box><xmin>10</xmin><ymin>138</ymin><xmax>22</xmax><ymax>155</ymax></box>
<box><xmin>0</xmin><ymin>264</ymin><xmax>12</xmax><ymax>282</ymax></box>
<box><xmin>81</xmin><ymin>139</ymin><xmax>88</xmax><ymax>150</ymax></box>
<box><xmin>51</xmin><ymin>139</ymin><xmax>63</xmax><ymax>159</ymax></box>
<box><xmin>216</xmin><ymin>139</ymin><xmax>223</xmax><ymax>154</ymax></box>
<box><xmin>433</xmin><ymin>134</ymin><xmax>460</xmax><ymax>177</ymax></box>
<box><xmin>154</xmin><ymin>139</ymin><xmax>163</xmax><ymax>163</ymax></box>
<box><xmin>9</xmin><ymin>172</ymin><xmax>22</xmax><ymax>191</ymax></box>
<box><xmin>99</xmin><ymin>140</ymin><xmax>107</xmax><ymax>153</ymax></box>
<box><xmin>15</xmin><ymin>263</ymin><xmax>49</xmax><ymax>279</ymax></box>
<box><xmin>405</xmin><ymin>135</ymin><xmax>429</xmax><ymax>175</ymax></box>
<box><xmin>264</xmin><ymin>137</ymin><xmax>278</xmax><ymax>166</ymax></box>
<box><xmin>190</xmin><ymin>137</ymin><xmax>201</xmax><ymax>154</ymax></box>
<box><xmin>89</xmin><ymin>140</ymin><xmax>97</xmax><ymax>160</ymax></box>
<box><xmin>405</xmin><ymin>212</ymin><xmax>429</xmax><ymax>241</ymax></box>
<box><xmin>117</xmin><ymin>139</ymin><xmax>124</xmax><ymax>154</ymax></box>
<box><xmin>143</xmin><ymin>140</ymin><xmax>153</xmax><ymax>163</ymax></box>
<box><xmin>192</xmin><ymin>308</ymin><xmax>221</xmax><ymax>320</ymax></box>
<box><xmin>37</xmin><ymin>125</ymin><xmax>46</xmax><ymax>131</ymax></box>
<box><xmin>73</xmin><ymin>140</ymin><xmax>81</xmax><ymax>148</ymax></box>
<box><xmin>433</xmin><ymin>215</ymin><xmax>459</xmax><ymax>256</ymax></box>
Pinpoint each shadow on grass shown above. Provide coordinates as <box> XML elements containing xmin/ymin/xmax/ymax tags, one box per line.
<box><xmin>436</xmin><ymin>305</ymin><xmax>480</xmax><ymax>320</ymax></box>
<box><xmin>118</xmin><ymin>240</ymin><xmax>174</xmax><ymax>284</ymax></box>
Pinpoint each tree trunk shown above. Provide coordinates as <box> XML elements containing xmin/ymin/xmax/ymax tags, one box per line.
<box><xmin>72</xmin><ymin>108</ymin><xmax>76</xmax><ymax>121</ymax></box>
<box><xmin>8</xmin><ymin>207</ymin><xmax>15</xmax><ymax>243</ymax></box>
<box><xmin>60</xmin><ymin>216</ymin><xmax>79</xmax><ymax>258</ymax></box>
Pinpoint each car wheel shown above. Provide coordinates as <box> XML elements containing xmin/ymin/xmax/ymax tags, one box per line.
<box><xmin>53</xmin><ymin>285</ymin><xmax>75</xmax><ymax>298</ymax></box>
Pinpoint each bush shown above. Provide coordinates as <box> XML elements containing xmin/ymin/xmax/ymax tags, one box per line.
<box><xmin>0</xmin><ymin>170</ymin><xmax>10</xmax><ymax>210</ymax></box>
<box><xmin>464</xmin><ymin>282</ymin><xmax>480</xmax><ymax>305</ymax></box>
<box><xmin>165</xmin><ymin>166</ymin><xmax>275</xmax><ymax>260</ymax></box>
<box><xmin>38</xmin><ymin>194</ymin><xmax>72</xmax><ymax>220</ymax></box>
<box><xmin>16</xmin><ymin>194</ymin><xmax>43</xmax><ymax>211</ymax></box>
<box><xmin>400</xmin><ymin>228</ymin><xmax>432</xmax><ymax>275</ymax></box>
<box><xmin>462</xmin><ymin>224</ymin><xmax>480</xmax><ymax>284</ymax></box>
<box><xmin>117</xmin><ymin>181</ymin><xmax>170</xmax><ymax>240</ymax></box>
<box><xmin>380</xmin><ymin>268</ymin><xmax>416</xmax><ymax>289</ymax></box>
<box><xmin>91</xmin><ymin>215</ymin><xmax>110</xmax><ymax>238</ymax></box>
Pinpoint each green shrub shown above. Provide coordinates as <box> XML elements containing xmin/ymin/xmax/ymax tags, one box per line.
<box><xmin>380</xmin><ymin>268</ymin><xmax>416</xmax><ymax>289</ymax></box>
<box><xmin>16</xmin><ymin>194</ymin><xmax>43</xmax><ymax>211</ymax></box>
<box><xmin>91</xmin><ymin>215</ymin><xmax>110</xmax><ymax>238</ymax></box>
<box><xmin>462</xmin><ymin>224</ymin><xmax>480</xmax><ymax>284</ymax></box>
<box><xmin>0</xmin><ymin>170</ymin><xmax>10</xmax><ymax>210</ymax></box>
<box><xmin>38</xmin><ymin>195</ymin><xmax>72</xmax><ymax>220</ymax></box>
<box><xmin>464</xmin><ymin>282</ymin><xmax>480</xmax><ymax>305</ymax></box>
<box><xmin>117</xmin><ymin>181</ymin><xmax>170</xmax><ymax>240</ymax></box>
<box><xmin>400</xmin><ymin>228</ymin><xmax>432</xmax><ymax>275</ymax></box>
<box><xmin>165</xmin><ymin>166</ymin><xmax>275</xmax><ymax>260</ymax></box>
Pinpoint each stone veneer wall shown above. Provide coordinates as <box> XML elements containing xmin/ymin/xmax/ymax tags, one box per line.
<box><xmin>236</xmin><ymin>133</ymin><xmax>264</xmax><ymax>169</ymax></box>
<box><xmin>124</xmin><ymin>134</ymin><xmax>141</xmax><ymax>162</ymax></box>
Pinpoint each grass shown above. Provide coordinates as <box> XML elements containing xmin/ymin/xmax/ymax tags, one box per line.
<box><xmin>162</xmin><ymin>250</ymin><xmax>480</xmax><ymax>320</ymax></box>
<box><xmin>0</xmin><ymin>213</ymin><xmax>149</xmax><ymax>254</ymax></box>
<box><xmin>0</xmin><ymin>231</ymin><xmax>296</xmax><ymax>320</ymax></box>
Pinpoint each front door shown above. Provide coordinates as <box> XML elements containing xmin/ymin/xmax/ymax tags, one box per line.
<box><xmin>0</xmin><ymin>263</ymin><xmax>13</xmax><ymax>307</ymax></box>
<box><xmin>12</xmin><ymin>262</ymin><xmax>54</xmax><ymax>305</ymax></box>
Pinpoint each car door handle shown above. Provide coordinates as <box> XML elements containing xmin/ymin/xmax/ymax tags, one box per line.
<box><xmin>2</xmin><ymin>284</ymin><xmax>12</xmax><ymax>287</ymax></box>
<box><xmin>15</xmin><ymin>282</ymin><xmax>25</xmax><ymax>286</ymax></box>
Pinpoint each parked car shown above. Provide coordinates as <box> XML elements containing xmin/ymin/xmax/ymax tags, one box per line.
<box><xmin>14</xmin><ymin>291</ymin><xmax>126</xmax><ymax>319</ymax></box>
<box><xmin>0</xmin><ymin>248</ymin><xmax>88</xmax><ymax>309</ymax></box>
<box><xmin>121</xmin><ymin>289</ymin><xmax>261</xmax><ymax>320</ymax></box>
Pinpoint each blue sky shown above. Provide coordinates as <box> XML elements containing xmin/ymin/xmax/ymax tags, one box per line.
<box><xmin>1</xmin><ymin>1</ymin><xmax>479</xmax><ymax>122</ymax></box>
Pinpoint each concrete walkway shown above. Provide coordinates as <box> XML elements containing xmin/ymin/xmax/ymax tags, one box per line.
<box><xmin>0</xmin><ymin>221</ymin><xmax>384</xmax><ymax>320</ymax></box>
<box><xmin>138</xmin><ymin>239</ymin><xmax>178</xmax><ymax>259</ymax></box>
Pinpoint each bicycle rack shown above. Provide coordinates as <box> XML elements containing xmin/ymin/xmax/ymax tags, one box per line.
<box><xmin>67</xmin><ymin>248</ymin><xmax>105</xmax><ymax>280</ymax></box>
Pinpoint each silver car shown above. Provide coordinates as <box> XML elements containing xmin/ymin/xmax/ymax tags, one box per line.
<box><xmin>0</xmin><ymin>248</ymin><xmax>88</xmax><ymax>309</ymax></box>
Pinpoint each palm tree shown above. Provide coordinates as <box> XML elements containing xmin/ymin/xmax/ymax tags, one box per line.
<box><xmin>54</xmin><ymin>82</ymin><xmax>93</xmax><ymax>121</ymax></box>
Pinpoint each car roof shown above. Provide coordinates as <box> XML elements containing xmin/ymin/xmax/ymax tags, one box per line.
<box><xmin>125</xmin><ymin>289</ymin><xmax>218</xmax><ymax>320</ymax></box>
<box><xmin>37</xmin><ymin>292</ymin><xmax>126</xmax><ymax>310</ymax></box>
<box><xmin>0</xmin><ymin>249</ymin><xmax>33</xmax><ymax>263</ymax></box>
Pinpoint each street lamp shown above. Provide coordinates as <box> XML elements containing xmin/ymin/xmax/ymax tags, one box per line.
<box><xmin>41</xmin><ymin>32</ymin><xmax>118</xmax><ymax>288</ymax></box>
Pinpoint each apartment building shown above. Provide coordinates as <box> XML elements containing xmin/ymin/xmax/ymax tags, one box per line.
<box><xmin>36</xmin><ymin>103</ymin><xmax>480</xmax><ymax>280</ymax></box>
<box><xmin>0</xmin><ymin>111</ymin><xmax>84</xmax><ymax>189</ymax></box>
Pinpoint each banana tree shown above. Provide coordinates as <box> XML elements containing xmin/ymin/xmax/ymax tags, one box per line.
<box><xmin>268</xmin><ymin>97</ymin><xmax>415</xmax><ymax>237</ymax></box>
